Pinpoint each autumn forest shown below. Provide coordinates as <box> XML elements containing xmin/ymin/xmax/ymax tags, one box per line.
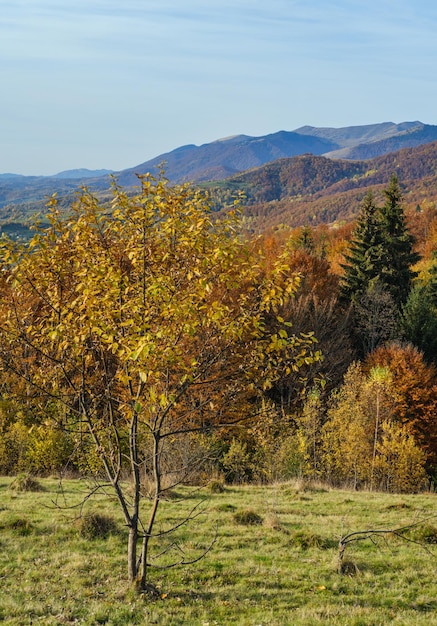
<box><xmin>0</xmin><ymin>170</ymin><xmax>436</xmax><ymax>487</ymax></box>
<box><xmin>0</xmin><ymin>168</ymin><xmax>436</xmax><ymax>588</ymax></box>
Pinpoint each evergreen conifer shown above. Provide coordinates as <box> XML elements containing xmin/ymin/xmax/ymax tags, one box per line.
<box><xmin>341</xmin><ymin>177</ymin><xmax>419</xmax><ymax>307</ymax></box>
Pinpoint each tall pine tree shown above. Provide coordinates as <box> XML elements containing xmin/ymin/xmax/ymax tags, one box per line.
<box><xmin>378</xmin><ymin>175</ymin><xmax>419</xmax><ymax>306</ymax></box>
<box><xmin>341</xmin><ymin>176</ymin><xmax>419</xmax><ymax>307</ymax></box>
<box><xmin>340</xmin><ymin>191</ymin><xmax>387</xmax><ymax>303</ymax></box>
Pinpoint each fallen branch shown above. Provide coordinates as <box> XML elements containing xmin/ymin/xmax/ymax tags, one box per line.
<box><xmin>338</xmin><ymin>515</ymin><xmax>437</xmax><ymax>574</ymax></box>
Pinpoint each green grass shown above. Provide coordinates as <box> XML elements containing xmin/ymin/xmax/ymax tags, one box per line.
<box><xmin>0</xmin><ymin>477</ymin><xmax>436</xmax><ymax>625</ymax></box>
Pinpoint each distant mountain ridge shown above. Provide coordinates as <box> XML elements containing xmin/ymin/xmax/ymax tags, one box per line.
<box><xmin>51</xmin><ymin>168</ymin><xmax>113</xmax><ymax>179</ymax></box>
<box><xmin>1</xmin><ymin>120</ymin><xmax>437</xmax><ymax>230</ymax></box>
<box><xmin>116</xmin><ymin>120</ymin><xmax>437</xmax><ymax>184</ymax></box>
<box><xmin>115</xmin><ymin>130</ymin><xmax>338</xmax><ymax>185</ymax></box>
<box><xmin>294</xmin><ymin>121</ymin><xmax>421</xmax><ymax>147</ymax></box>
<box><xmin>3</xmin><ymin>120</ymin><xmax>436</xmax><ymax>186</ymax></box>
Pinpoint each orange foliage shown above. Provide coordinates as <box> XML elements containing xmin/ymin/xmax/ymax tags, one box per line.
<box><xmin>364</xmin><ymin>342</ymin><xmax>437</xmax><ymax>468</ymax></box>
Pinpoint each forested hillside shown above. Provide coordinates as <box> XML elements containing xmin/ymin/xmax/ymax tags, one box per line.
<box><xmin>2</xmin><ymin>122</ymin><xmax>437</xmax><ymax>235</ymax></box>
<box><xmin>206</xmin><ymin>140</ymin><xmax>437</xmax><ymax>229</ymax></box>
<box><xmin>0</xmin><ymin>173</ymin><xmax>436</xmax><ymax>494</ymax></box>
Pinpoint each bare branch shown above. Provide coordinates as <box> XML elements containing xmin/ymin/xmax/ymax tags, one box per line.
<box><xmin>339</xmin><ymin>515</ymin><xmax>437</xmax><ymax>572</ymax></box>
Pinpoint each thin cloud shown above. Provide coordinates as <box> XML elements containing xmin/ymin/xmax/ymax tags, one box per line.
<box><xmin>1</xmin><ymin>0</ymin><xmax>436</xmax><ymax>174</ymax></box>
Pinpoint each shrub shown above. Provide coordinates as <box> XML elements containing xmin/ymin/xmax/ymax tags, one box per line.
<box><xmin>75</xmin><ymin>514</ymin><xmax>119</xmax><ymax>539</ymax></box>
<box><xmin>208</xmin><ymin>479</ymin><xmax>225</xmax><ymax>494</ymax></box>
<box><xmin>8</xmin><ymin>473</ymin><xmax>44</xmax><ymax>493</ymax></box>
<box><xmin>25</xmin><ymin>426</ymin><xmax>74</xmax><ymax>474</ymax></box>
<box><xmin>222</xmin><ymin>440</ymin><xmax>254</xmax><ymax>484</ymax></box>
<box><xmin>233</xmin><ymin>509</ymin><xmax>263</xmax><ymax>525</ymax></box>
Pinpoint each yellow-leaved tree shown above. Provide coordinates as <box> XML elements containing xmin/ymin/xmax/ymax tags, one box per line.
<box><xmin>321</xmin><ymin>361</ymin><xmax>427</xmax><ymax>492</ymax></box>
<box><xmin>0</xmin><ymin>175</ymin><xmax>321</xmax><ymax>590</ymax></box>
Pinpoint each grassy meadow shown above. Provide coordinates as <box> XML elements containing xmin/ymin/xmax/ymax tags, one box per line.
<box><xmin>0</xmin><ymin>476</ymin><xmax>436</xmax><ymax>625</ymax></box>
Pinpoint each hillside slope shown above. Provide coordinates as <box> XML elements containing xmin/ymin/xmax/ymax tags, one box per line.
<box><xmin>205</xmin><ymin>140</ymin><xmax>437</xmax><ymax>229</ymax></box>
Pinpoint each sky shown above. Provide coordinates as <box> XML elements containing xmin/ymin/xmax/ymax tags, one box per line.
<box><xmin>1</xmin><ymin>0</ymin><xmax>437</xmax><ymax>176</ymax></box>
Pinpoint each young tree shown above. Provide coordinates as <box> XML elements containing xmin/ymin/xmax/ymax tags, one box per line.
<box><xmin>0</xmin><ymin>176</ymin><xmax>320</xmax><ymax>589</ymax></box>
<box><xmin>374</xmin><ymin>421</ymin><xmax>428</xmax><ymax>493</ymax></box>
<box><xmin>321</xmin><ymin>361</ymin><xmax>427</xmax><ymax>491</ymax></box>
<box><xmin>296</xmin><ymin>387</ymin><xmax>324</xmax><ymax>479</ymax></box>
<box><xmin>321</xmin><ymin>363</ymin><xmax>374</xmax><ymax>489</ymax></box>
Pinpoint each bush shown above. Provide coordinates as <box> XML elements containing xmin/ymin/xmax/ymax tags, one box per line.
<box><xmin>8</xmin><ymin>473</ymin><xmax>44</xmax><ymax>493</ymax></box>
<box><xmin>208</xmin><ymin>479</ymin><xmax>225</xmax><ymax>493</ymax></box>
<box><xmin>25</xmin><ymin>426</ymin><xmax>74</xmax><ymax>474</ymax></box>
<box><xmin>75</xmin><ymin>514</ymin><xmax>119</xmax><ymax>539</ymax></box>
<box><xmin>222</xmin><ymin>440</ymin><xmax>255</xmax><ymax>484</ymax></box>
<box><xmin>233</xmin><ymin>509</ymin><xmax>263</xmax><ymax>525</ymax></box>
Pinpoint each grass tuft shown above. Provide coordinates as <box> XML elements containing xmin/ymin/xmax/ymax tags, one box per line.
<box><xmin>410</xmin><ymin>523</ymin><xmax>437</xmax><ymax>544</ymax></box>
<box><xmin>214</xmin><ymin>502</ymin><xmax>236</xmax><ymax>512</ymax></box>
<box><xmin>263</xmin><ymin>512</ymin><xmax>286</xmax><ymax>532</ymax></box>
<box><xmin>208</xmin><ymin>479</ymin><xmax>225</xmax><ymax>494</ymax></box>
<box><xmin>8</xmin><ymin>473</ymin><xmax>45</xmax><ymax>493</ymax></box>
<box><xmin>2</xmin><ymin>515</ymin><xmax>34</xmax><ymax>536</ymax></box>
<box><xmin>290</xmin><ymin>529</ymin><xmax>335</xmax><ymax>549</ymax></box>
<box><xmin>233</xmin><ymin>508</ymin><xmax>263</xmax><ymax>525</ymax></box>
<box><xmin>338</xmin><ymin>559</ymin><xmax>360</xmax><ymax>576</ymax></box>
<box><xmin>74</xmin><ymin>513</ymin><xmax>119</xmax><ymax>539</ymax></box>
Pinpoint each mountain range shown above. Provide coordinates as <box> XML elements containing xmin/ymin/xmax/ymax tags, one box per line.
<box><xmin>114</xmin><ymin>120</ymin><xmax>437</xmax><ymax>185</ymax></box>
<box><xmin>1</xmin><ymin>120</ymin><xmax>437</xmax><ymax>233</ymax></box>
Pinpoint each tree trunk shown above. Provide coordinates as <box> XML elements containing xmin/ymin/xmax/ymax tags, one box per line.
<box><xmin>128</xmin><ymin>520</ymin><xmax>138</xmax><ymax>583</ymax></box>
<box><xmin>140</xmin><ymin>495</ymin><xmax>160</xmax><ymax>589</ymax></box>
<box><xmin>139</xmin><ymin>433</ymin><xmax>161</xmax><ymax>590</ymax></box>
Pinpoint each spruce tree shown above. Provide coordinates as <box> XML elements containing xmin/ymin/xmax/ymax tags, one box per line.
<box><xmin>340</xmin><ymin>191</ymin><xmax>386</xmax><ymax>303</ymax></box>
<box><xmin>341</xmin><ymin>177</ymin><xmax>419</xmax><ymax>307</ymax></box>
<box><xmin>401</xmin><ymin>254</ymin><xmax>437</xmax><ymax>364</ymax></box>
<box><xmin>378</xmin><ymin>175</ymin><xmax>419</xmax><ymax>306</ymax></box>
<box><xmin>341</xmin><ymin>177</ymin><xmax>420</xmax><ymax>356</ymax></box>
<box><xmin>401</xmin><ymin>282</ymin><xmax>437</xmax><ymax>364</ymax></box>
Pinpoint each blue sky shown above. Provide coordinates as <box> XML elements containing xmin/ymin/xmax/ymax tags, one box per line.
<box><xmin>1</xmin><ymin>0</ymin><xmax>437</xmax><ymax>175</ymax></box>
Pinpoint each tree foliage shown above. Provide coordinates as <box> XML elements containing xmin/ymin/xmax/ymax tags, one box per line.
<box><xmin>401</xmin><ymin>258</ymin><xmax>437</xmax><ymax>364</ymax></box>
<box><xmin>364</xmin><ymin>342</ymin><xmax>437</xmax><ymax>469</ymax></box>
<box><xmin>321</xmin><ymin>361</ymin><xmax>428</xmax><ymax>492</ymax></box>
